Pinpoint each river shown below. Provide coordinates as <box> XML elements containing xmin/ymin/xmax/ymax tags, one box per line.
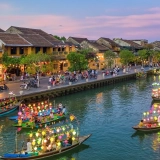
<box><xmin>0</xmin><ymin>75</ymin><xmax>160</xmax><ymax>160</ymax></box>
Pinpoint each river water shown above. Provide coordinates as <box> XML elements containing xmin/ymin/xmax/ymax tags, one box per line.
<box><xmin>0</xmin><ymin>75</ymin><xmax>160</xmax><ymax>160</ymax></box>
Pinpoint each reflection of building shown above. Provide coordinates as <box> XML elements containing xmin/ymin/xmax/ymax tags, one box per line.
<box><xmin>0</xmin><ymin>26</ymin><xmax>77</xmax><ymax>74</ymax></box>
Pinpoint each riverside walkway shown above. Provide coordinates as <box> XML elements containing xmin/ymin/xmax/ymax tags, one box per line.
<box><xmin>0</xmin><ymin>66</ymin><xmax>155</xmax><ymax>100</ymax></box>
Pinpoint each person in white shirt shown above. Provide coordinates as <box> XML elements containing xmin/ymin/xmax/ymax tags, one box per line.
<box><xmin>26</xmin><ymin>139</ymin><xmax>32</xmax><ymax>153</ymax></box>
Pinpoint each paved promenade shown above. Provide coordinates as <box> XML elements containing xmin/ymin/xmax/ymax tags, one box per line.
<box><xmin>0</xmin><ymin>66</ymin><xmax>155</xmax><ymax>99</ymax></box>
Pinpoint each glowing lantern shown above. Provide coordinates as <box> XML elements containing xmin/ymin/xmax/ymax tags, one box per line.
<box><xmin>36</xmin><ymin>132</ymin><xmax>39</xmax><ymax>137</ymax></box>
<box><xmin>41</xmin><ymin>146</ymin><xmax>44</xmax><ymax>150</ymax></box>
<box><xmin>147</xmin><ymin>112</ymin><xmax>149</xmax><ymax>115</ymax></box>
<box><xmin>73</xmin><ymin>131</ymin><xmax>76</xmax><ymax>136</ymax></box>
<box><xmin>44</xmin><ymin>139</ymin><xmax>47</xmax><ymax>143</ymax></box>
<box><xmin>18</xmin><ymin>112</ymin><xmax>22</xmax><ymax>116</ymax></box>
<box><xmin>32</xmin><ymin>141</ymin><xmax>36</xmax><ymax>146</ymax></box>
<box><xmin>70</xmin><ymin>115</ymin><xmax>75</xmax><ymax>121</ymax></box>
<box><xmin>143</xmin><ymin>119</ymin><xmax>146</xmax><ymax>122</ymax></box>
<box><xmin>50</xmin><ymin>137</ymin><xmax>54</xmax><ymax>142</ymax></box>
<box><xmin>72</xmin><ymin>137</ymin><xmax>75</xmax><ymax>141</ymax></box>
<box><xmin>57</xmin><ymin>128</ymin><xmax>60</xmax><ymax>133</ymax></box>
<box><xmin>58</xmin><ymin>135</ymin><xmax>62</xmax><ymax>140</ymax></box>
<box><xmin>29</xmin><ymin>133</ymin><xmax>33</xmax><ymax>138</ymax></box>
<box><xmin>57</xmin><ymin>142</ymin><xmax>61</xmax><ymax>146</ymax></box>
<box><xmin>154</xmin><ymin>116</ymin><xmax>157</xmax><ymax>121</ymax></box>
<box><xmin>42</xmin><ymin>131</ymin><xmax>46</xmax><ymax>136</ymax></box>
<box><xmin>49</xmin><ymin>103</ymin><xmax>52</xmax><ymax>106</ymax></box>
<box><xmin>34</xmin><ymin>147</ymin><xmax>37</xmax><ymax>151</ymax></box>
<box><xmin>153</xmin><ymin>110</ymin><xmax>156</xmax><ymax>114</ymax></box>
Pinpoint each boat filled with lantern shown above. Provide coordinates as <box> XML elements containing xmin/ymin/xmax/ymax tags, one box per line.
<box><xmin>1</xmin><ymin>114</ymin><xmax>91</xmax><ymax>160</ymax></box>
<box><xmin>151</xmin><ymin>82</ymin><xmax>160</xmax><ymax>101</ymax></box>
<box><xmin>0</xmin><ymin>93</ymin><xmax>20</xmax><ymax>117</ymax></box>
<box><xmin>132</xmin><ymin>103</ymin><xmax>160</xmax><ymax>132</ymax></box>
<box><xmin>11</xmin><ymin>101</ymin><xmax>67</xmax><ymax>129</ymax></box>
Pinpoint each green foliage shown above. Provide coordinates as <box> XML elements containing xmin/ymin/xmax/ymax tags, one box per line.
<box><xmin>78</xmin><ymin>48</ymin><xmax>97</xmax><ymax>60</ymax></box>
<box><xmin>138</xmin><ymin>49</ymin><xmax>148</xmax><ymax>61</ymax></box>
<box><xmin>20</xmin><ymin>52</ymin><xmax>53</xmax><ymax>74</ymax></box>
<box><xmin>67</xmin><ymin>52</ymin><xmax>88</xmax><ymax>71</ymax></box>
<box><xmin>54</xmin><ymin>35</ymin><xmax>66</xmax><ymax>41</ymax></box>
<box><xmin>119</xmin><ymin>50</ymin><xmax>135</xmax><ymax>65</ymax></box>
<box><xmin>104</xmin><ymin>50</ymin><xmax>116</xmax><ymax>68</ymax></box>
<box><xmin>2</xmin><ymin>52</ymin><xmax>21</xmax><ymax>67</ymax></box>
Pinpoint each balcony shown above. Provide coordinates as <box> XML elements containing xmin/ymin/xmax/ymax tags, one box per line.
<box><xmin>52</xmin><ymin>51</ymin><xmax>68</xmax><ymax>60</ymax></box>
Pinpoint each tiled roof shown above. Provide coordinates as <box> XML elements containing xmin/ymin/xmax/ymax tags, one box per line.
<box><xmin>69</xmin><ymin>37</ymin><xmax>88</xmax><ymax>43</ymax></box>
<box><xmin>100</xmin><ymin>37</ymin><xmax>120</xmax><ymax>47</ymax></box>
<box><xmin>151</xmin><ymin>41</ymin><xmax>160</xmax><ymax>48</ymax></box>
<box><xmin>19</xmin><ymin>34</ymin><xmax>53</xmax><ymax>47</ymax></box>
<box><xmin>122</xmin><ymin>39</ymin><xmax>142</xmax><ymax>48</ymax></box>
<box><xmin>0</xmin><ymin>33</ymin><xmax>31</xmax><ymax>46</ymax></box>
<box><xmin>9</xmin><ymin>26</ymin><xmax>61</xmax><ymax>45</ymax></box>
<box><xmin>88</xmin><ymin>41</ymin><xmax>109</xmax><ymax>51</ymax></box>
<box><xmin>0</xmin><ymin>28</ymin><xmax>4</xmax><ymax>32</ymax></box>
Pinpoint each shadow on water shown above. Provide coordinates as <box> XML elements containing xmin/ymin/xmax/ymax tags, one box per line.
<box><xmin>44</xmin><ymin>144</ymin><xmax>91</xmax><ymax>160</ymax></box>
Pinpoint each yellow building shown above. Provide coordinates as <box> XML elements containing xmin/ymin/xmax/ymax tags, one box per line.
<box><xmin>0</xmin><ymin>26</ymin><xmax>76</xmax><ymax>75</ymax></box>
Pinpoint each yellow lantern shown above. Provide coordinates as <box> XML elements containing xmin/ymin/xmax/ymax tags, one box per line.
<box><xmin>72</xmin><ymin>137</ymin><xmax>75</xmax><ymax>141</ymax></box>
<box><xmin>42</xmin><ymin>131</ymin><xmax>46</xmax><ymax>136</ymax></box>
<box><xmin>32</xmin><ymin>141</ymin><xmax>36</xmax><ymax>146</ymax></box>
<box><xmin>29</xmin><ymin>133</ymin><xmax>33</xmax><ymax>138</ymax></box>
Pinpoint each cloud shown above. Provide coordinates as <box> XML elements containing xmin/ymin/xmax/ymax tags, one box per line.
<box><xmin>0</xmin><ymin>7</ymin><xmax>160</xmax><ymax>42</ymax></box>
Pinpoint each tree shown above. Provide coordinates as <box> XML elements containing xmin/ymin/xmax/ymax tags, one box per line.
<box><xmin>54</xmin><ymin>35</ymin><xmax>66</xmax><ymax>42</ymax></box>
<box><xmin>20</xmin><ymin>52</ymin><xmax>52</xmax><ymax>74</ymax></box>
<box><xmin>138</xmin><ymin>49</ymin><xmax>148</xmax><ymax>67</ymax></box>
<box><xmin>67</xmin><ymin>52</ymin><xmax>88</xmax><ymax>72</ymax></box>
<box><xmin>78</xmin><ymin>48</ymin><xmax>97</xmax><ymax>61</ymax></box>
<box><xmin>2</xmin><ymin>52</ymin><xmax>21</xmax><ymax>68</ymax></box>
<box><xmin>104</xmin><ymin>50</ymin><xmax>116</xmax><ymax>69</ymax></box>
<box><xmin>119</xmin><ymin>50</ymin><xmax>135</xmax><ymax>66</ymax></box>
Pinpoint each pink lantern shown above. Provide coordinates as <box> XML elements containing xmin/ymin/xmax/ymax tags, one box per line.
<box><xmin>18</xmin><ymin>112</ymin><xmax>22</xmax><ymax>116</ymax></box>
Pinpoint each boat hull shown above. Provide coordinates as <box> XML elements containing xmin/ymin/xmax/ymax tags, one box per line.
<box><xmin>1</xmin><ymin>134</ymin><xmax>91</xmax><ymax>160</ymax></box>
<box><xmin>132</xmin><ymin>126</ymin><xmax>160</xmax><ymax>132</ymax></box>
<box><xmin>0</xmin><ymin>106</ymin><xmax>18</xmax><ymax>117</ymax></box>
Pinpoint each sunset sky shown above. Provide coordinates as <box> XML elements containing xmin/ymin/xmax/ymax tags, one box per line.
<box><xmin>0</xmin><ymin>0</ymin><xmax>160</xmax><ymax>42</ymax></box>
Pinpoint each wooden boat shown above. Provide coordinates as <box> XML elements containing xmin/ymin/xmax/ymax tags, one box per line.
<box><xmin>1</xmin><ymin>134</ymin><xmax>91</xmax><ymax>160</ymax></box>
<box><xmin>0</xmin><ymin>101</ymin><xmax>20</xmax><ymax>117</ymax></box>
<box><xmin>12</xmin><ymin>115</ymin><xmax>66</xmax><ymax>129</ymax></box>
<box><xmin>132</xmin><ymin>126</ymin><xmax>160</xmax><ymax>132</ymax></box>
